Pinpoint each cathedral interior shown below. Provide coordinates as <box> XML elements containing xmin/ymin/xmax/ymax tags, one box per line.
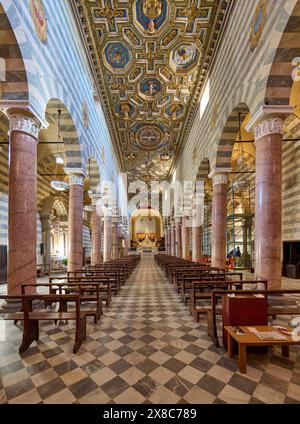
<box><xmin>1</xmin><ymin>0</ymin><xmax>300</xmax><ymax>407</ymax></box>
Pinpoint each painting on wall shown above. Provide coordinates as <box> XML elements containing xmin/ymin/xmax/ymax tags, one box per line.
<box><xmin>250</xmin><ymin>0</ymin><xmax>267</xmax><ymax>51</ymax></box>
<box><xmin>30</xmin><ymin>0</ymin><xmax>48</xmax><ymax>42</ymax></box>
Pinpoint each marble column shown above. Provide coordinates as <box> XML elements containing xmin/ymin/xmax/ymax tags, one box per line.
<box><xmin>7</xmin><ymin>110</ymin><xmax>41</xmax><ymax>294</ymax></box>
<box><xmin>246</xmin><ymin>105</ymin><xmax>294</xmax><ymax>289</ymax></box>
<box><xmin>192</xmin><ymin>202</ymin><xmax>203</xmax><ymax>262</ymax></box>
<box><xmin>90</xmin><ymin>194</ymin><xmax>102</xmax><ymax>266</ymax></box>
<box><xmin>103</xmin><ymin>213</ymin><xmax>112</xmax><ymax>262</ymax></box>
<box><xmin>165</xmin><ymin>227</ymin><xmax>169</xmax><ymax>254</ymax></box>
<box><xmin>170</xmin><ymin>221</ymin><xmax>175</xmax><ymax>256</ymax></box>
<box><xmin>210</xmin><ymin>170</ymin><xmax>229</xmax><ymax>269</ymax></box>
<box><xmin>182</xmin><ymin>216</ymin><xmax>190</xmax><ymax>260</ymax></box>
<box><xmin>40</xmin><ymin>213</ymin><xmax>51</xmax><ymax>272</ymax></box>
<box><xmin>124</xmin><ymin>231</ymin><xmax>129</xmax><ymax>257</ymax></box>
<box><xmin>65</xmin><ymin>168</ymin><xmax>86</xmax><ymax>272</ymax></box>
<box><xmin>175</xmin><ymin>217</ymin><xmax>182</xmax><ymax>258</ymax></box>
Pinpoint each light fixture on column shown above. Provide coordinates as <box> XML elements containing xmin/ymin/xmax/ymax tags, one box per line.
<box><xmin>51</xmin><ymin>109</ymin><xmax>68</xmax><ymax>192</ymax></box>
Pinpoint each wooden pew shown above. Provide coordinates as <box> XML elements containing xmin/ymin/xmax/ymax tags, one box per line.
<box><xmin>0</xmin><ymin>294</ymin><xmax>87</xmax><ymax>353</ymax></box>
<box><xmin>49</xmin><ymin>276</ymin><xmax>112</xmax><ymax>306</ymax></box>
<box><xmin>182</xmin><ymin>272</ymin><xmax>244</xmax><ymax>304</ymax></box>
<box><xmin>190</xmin><ymin>280</ymin><xmax>267</xmax><ymax>322</ymax></box>
<box><xmin>21</xmin><ymin>282</ymin><xmax>102</xmax><ymax>323</ymax></box>
<box><xmin>68</xmin><ymin>270</ymin><xmax>121</xmax><ymax>294</ymax></box>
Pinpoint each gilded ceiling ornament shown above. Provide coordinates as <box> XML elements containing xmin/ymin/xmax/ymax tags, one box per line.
<box><xmin>124</xmin><ymin>28</ymin><xmax>141</xmax><ymax>47</ymax></box>
<box><xmin>162</xmin><ymin>29</ymin><xmax>179</xmax><ymax>47</ymax></box>
<box><xmin>80</xmin><ymin>0</ymin><xmax>229</xmax><ymax>181</ymax></box>
<box><xmin>250</xmin><ymin>0</ymin><xmax>267</xmax><ymax>52</ymax></box>
<box><xmin>30</xmin><ymin>0</ymin><xmax>47</xmax><ymax>42</ymax></box>
<box><xmin>142</xmin><ymin>0</ymin><xmax>163</xmax><ymax>33</ymax></box>
<box><xmin>177</xmin><ymin>0</ymin><xmax>212</xmax><ymax>33</ymax></box>
<box><xmin>93</xmin><ymin>4</ymin><xmax>127</xmax><ymax>33</ymax></box>
<box><xmin>169</xmin><ymin>103</ymin><xmax>184</xmax><ymax>120</ymax></box>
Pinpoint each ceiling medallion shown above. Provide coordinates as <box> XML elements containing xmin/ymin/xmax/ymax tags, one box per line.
<box><xmin>170</xmin><ymin>43</ymin><xmax>199</xmax><ymax>73</ymax></box>
<box><xmin>140</xmin><ymin>78</ymin><xmax>161</xmax><ymax>98</ymax></box>
<box><xmin>30</xmin><ymin>0</ymin><xmax>47</xmax><ymax>42</ymax></box>
<box><xmin>136</xmin><ymin>124</ymin><xmax>164</xmax><ymax>151</ymax></box>
<box><xmin>174</xmin><ymin>45</ymin><xmax>194</xmax><ymax>66</ymax></box>
<box><xmin>250</xmin><ymin>0</ymin><xmax>267</xmax><ymax>51</ymax></box>
<box><xmin>104</xmin><ymin>41</ymin><xmax>131</xmax><ymax>71</ymax></box>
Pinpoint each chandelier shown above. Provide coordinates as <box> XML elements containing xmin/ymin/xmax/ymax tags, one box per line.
<box><xmin>51</xmin><ymin>109</ymin><xmax>68</xmax><ymax>192</ymax></box>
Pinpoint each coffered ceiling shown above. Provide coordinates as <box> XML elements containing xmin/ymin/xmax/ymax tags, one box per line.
<box><xmin>73</xmin><ymin>0</ymin><xmax>230</xmax><ymax>182</ymax></box>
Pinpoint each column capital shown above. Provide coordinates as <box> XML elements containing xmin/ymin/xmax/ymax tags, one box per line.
<box><xmin>7</xmin><ymin>109</ymin><xmax>41</xmax><ymax>140</ymax></box>
<box><xmin>88</xmin><ymin>190</ymin><xmax>102</xmax><ymax>206</ymax></box>
<box><xmin>64</xmin><ymin>168</ymin><xmax>87</xmax><ymax>186</ymax></box>
<box><xmin>209</xmin><ymin>168</ymin><xmax>231</xmax><ymax>186</ymax></box>
<box><xmin>175</xmin><ymin>217</ymin><xmax>182</xmax><ymax>224</ymax></box>
<box><xmin>246</xmin><ymin>105</ymin><xmax>295</xmax><ymax>140</ymax></box>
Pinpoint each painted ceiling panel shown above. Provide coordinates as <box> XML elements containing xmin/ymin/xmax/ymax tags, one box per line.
<box><xmin>74</xmin><ymin>0</ymin><xmax>230</xmax><ymax>182</ymax></box>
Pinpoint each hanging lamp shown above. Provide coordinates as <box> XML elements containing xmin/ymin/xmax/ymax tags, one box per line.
<box><xmin>51</xmin><ymin>109</ymin><xmax>68</xmax><ymax>192</ymax></box>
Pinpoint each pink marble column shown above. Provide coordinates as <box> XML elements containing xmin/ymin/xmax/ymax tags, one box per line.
<box><xmin>170</xmin><ymin>221</ymin><xmax>175</xmax><ymax>256</ymax></box>
<box><xmin>124</xmin><ymin>231</ymin><xmax>129</xmax><ymax>257</ymax></box>
<box><xmin>65</xmin><ymin>169</ymin><xmax>86</xmax><ymax>272</ymax></box>
<box><xmin>7</xmin><ymin>110</ymin><xmax>41</xmax><ymax>294</ymax></box>
<box><xmin>175</xmin><ymin>217</ymin><xmax>182</xmax><ymax>258</ymax></box>
<box><xmin>90</xmin><ymin>194</ymin><xmax>102</xmax><ymax>266</ymax></box>
<box><xmin>182</xmin><ymin>217</ymin><xmax>191</xmax><ymax>260</ymax></box>
<box><xmin>192</xmin><ymin>204</ymin><xmax>203</xmax><ymax>262</ymax></box>
<box><xmin>246</xmin><ymin>106</ymin><xmax>293</xmax><ymax>289</ymax></box>
<box><xmin>165</xmin><ymin>227</ymin><xmax>169</xmax><ymax>254</ymax></box>
<box><xmin>210</xmin><ymin>171</ymin><xmax>228</xmax><ymax>269</ymax></box>
<box><xmin>103</xmin><ymin>214</ymin><xmax>112</xmax><ymax>262</ymax></box>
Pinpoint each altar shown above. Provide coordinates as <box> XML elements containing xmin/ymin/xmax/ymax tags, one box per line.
<box><xmin>131</xmin><ymin>209</ymin><xmax>163</xmax><ymax>252</ymax></box>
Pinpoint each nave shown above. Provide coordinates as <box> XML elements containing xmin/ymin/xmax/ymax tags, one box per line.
<box><xmin>1</xmin><ymin>254</ymin><xmax>300</xmax><ymax>404</ymax></box>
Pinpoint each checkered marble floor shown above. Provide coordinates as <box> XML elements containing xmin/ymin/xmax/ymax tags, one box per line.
<box><xmin>1</xmin><ymin>254</ymin><xmax>300</xmax><ymax>404</ymax></box>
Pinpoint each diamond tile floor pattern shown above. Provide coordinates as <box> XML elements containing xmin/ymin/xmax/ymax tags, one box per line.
<box><xmin>1</xmin><ymin>254</ymin><xmax>300</xmax><ymax>404</ymax></box>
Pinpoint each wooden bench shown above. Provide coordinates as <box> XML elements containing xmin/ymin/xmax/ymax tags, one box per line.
<box><xmin>49</xmin><ymin>276</ymin><xmax>112</xmax><ymax>306</ymax></box>
<box><xmin>68</xmin><ymin>270</ymin><xmax>121</xmax><ymax>295</ymax></box>
<box><xmin>191</xmin><ymin>280</ymin><xmax>268</xmax><ymax>323</ymax></box>
<box><xmin>0</xmin><ymin>294</ymin><xmax>87</xmax><ymax>354</ymax></box>
<box><xmin>21</xmin><ymin>282</ymin><xmax>102</xmax><ymax>323</ymax></box>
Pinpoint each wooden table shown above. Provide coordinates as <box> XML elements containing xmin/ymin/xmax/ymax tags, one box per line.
<box><xmin>226</xmin><ymin>325</ymin><xmax>300</xmax><ymax>374</ymax></box>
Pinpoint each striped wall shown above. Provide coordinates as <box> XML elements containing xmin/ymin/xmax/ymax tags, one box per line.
<box><xmin>173</xmin><ymin>0</ymin><xmax>300</xmax><ymax>249</ymax></box>
<box><xmin>0</xmin><ymin>4</ymin><xmax>28</xmax><ymax>101</ymax></box>
<box><xmin>0</xmin><ymin>0</ymin><xmax>122</xmax><ymax>187</ymax></box>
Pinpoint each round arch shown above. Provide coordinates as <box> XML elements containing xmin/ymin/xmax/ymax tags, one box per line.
<box><xmin>215</xmin><ymin>103</ymin><xmax>251</xmax><ymax>170</ymax></box>
<box><xmin>40</xmin><ymin>98</ymin><xmax>84</xmax><ymax>169</ymax></box>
